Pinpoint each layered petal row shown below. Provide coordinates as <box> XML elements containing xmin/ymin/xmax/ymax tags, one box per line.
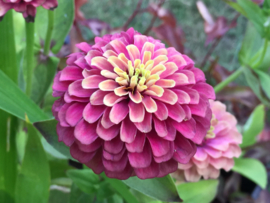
<box><xmin>178</xmin><ymin>100</ymin><xmax>242</xmax><ymax>182</ymax></box>
<box><xmin>0</xmin><ymin>0</ymin><xmax>58</xmax><ymax>21</ymax></box>
<box><xmin>52</xmin><ymin>28</ymin><xmax>216</xmax><ymax>179</ymax></box>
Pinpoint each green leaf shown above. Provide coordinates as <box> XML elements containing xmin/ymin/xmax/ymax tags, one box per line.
<box><xmin>35</xmin><ymin>0</ymin><xmax>74</xmax><ymax>54</ymax></box>
<box><xmin>255</xmin><ymin>70</ymin><xmax>270</xmax><ymax>99</ymax></box>
<box><xmin>34</xmin><ymin>119</ymin><xmax>72</xmax><ymax>159</ymax></box>
<box><xmin>101</xmin><ymin>173</ymin><xmax>139</xmax><ymax>203</ymax></box>
<box><xmin>237</xmin><ymin>0</ymin><xmax>266</xmax><ymax>37</ymax></box>
<box><xmin>0</xmin><ymin>11</ymin><xmax>19</xmax><ymax>202</ymax></box>
<box><xmin>224</xmin><ymin>0</ymin><xmax>247</xmax><ymax>17</ymax></box>
<box><xmin>69</xmin><ymin>184</ymin><xmax>95</xmax><ymax>203</ymax></box>
<box><xmin>0</xmin><ymin>112</ymin><xmax>17</xmax><ymax>203</ymax></box>
<box><xmin>176</xmin><ymin>179</ymin><xmax>219</xmax><ymax>203</ymax></box>
<box><xmin>15</xmin><ymin>123</ymin><xmax>50</xmax><ymax>203</ymax></box>
<box><xmin>241</xmin><ymin>104</ymin><xmax>265</xmax><ymax>148</ymax></box>
<box><xmin>0</xmin><ymin>70</ymin><xmax>48</xmax><ymax>123</ymax></box>
<box><xmin>122</xmin><ymin>175</ymin><xmax>182</xmax><ymax>202</ymax></box>
<box><xmin>243</xmin><ymin>67</ymin><xmax>270</xmax><ymax>107</ymax></box>
<box><xmin>239</xmin><ymin>23</ymin><xmax>270</xmax><ymax>71</ymax></box>
<box><xmin>49</xmin><ymin>190</ymin><xmax>70</xmax><ymax>203</ymax></box>
<box><xmin>233</xmin><ymin>158</ymin><xmax>267</xmax><ymax>189</ymax></box>
<box><xmin>31</xmin><ymin>56</ymin><xmax>59</xmax><ymax>104</ymax></box>
<box><xmin>66</xmin><ymin>169</ymin><xmax>100</xmax><ymax>194</ymax></box>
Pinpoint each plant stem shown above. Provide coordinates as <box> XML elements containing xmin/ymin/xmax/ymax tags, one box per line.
<box><xmin>214</xmin><ymin>66</ymin><xmax>244</xmax><ymax>93</ymax></box>
<box><xmin>253</xmin><ymin>39</ymin><xmax>268</xmax><ymax>69</ymax></box>
<box><xmin>44</xmin><ymin>10</ymin><xmax>54</xmax><ymax>55</ymax></box>
<box><xmin>25</xmin><ymin>21</ymin><xmax>35</xmax><ymax>97</ymax></box>
<box><xmin>0</xmin><ymin>10</ymin><xmax>18</xmax><ymax>200</ymax></box>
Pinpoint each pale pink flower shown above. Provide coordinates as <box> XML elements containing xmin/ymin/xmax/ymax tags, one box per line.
<box><xmin>0</xmin><ymin>0</ymin><xmax>58</xmax><ymax>22</ymax></box>
<box><xmin>178</xmin><ymin>100</ymin><xmax>242</xmax><ymax>182</ymax></box>
<box><xmin>52</xmin><ymin>28</ymin><xmax>215</xmax><ymax>180</ymax></box>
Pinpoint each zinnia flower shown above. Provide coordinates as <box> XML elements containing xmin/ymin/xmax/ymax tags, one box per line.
<box><xmin>178</xmin><ymin>100</ymin><xmax>242</xmax><ymax>182</ymax></box>
<box><xmin>52</xmin><ymin>28</ymin><xmax>215</xmax><ymax>180</ymax></box>
<box><xmin>0</xmin><ymin>0</ymin><xmax>58</xmax><ymax>22</ymax></box>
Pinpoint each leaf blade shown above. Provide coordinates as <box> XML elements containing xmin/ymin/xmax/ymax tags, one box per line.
<box><xmin>176</xmin><ymin>179</ymin><xmax>219</xmax><ymax>203</ymax></box>
<box><xmin>15</xmin><ymin>123</ymin><xmax>51</xmax><ymax>203</ymax></box>
<box><xmin>122</xmin><ymin>175</ymin><xmax>182</xmax><ymax>202</ymax></box>
<box><xmin>233</xmin><ymin>158</ymin><xmax>267</xmax><ymax>189</ymax></box>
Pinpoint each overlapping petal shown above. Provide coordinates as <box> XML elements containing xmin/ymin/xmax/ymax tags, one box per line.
<box><xmin>0</xmin><ymin>0</ymin><xmax>58</xmax><ymax>21</ymax></box>
<box><xmin>52</xmin><ymin>28</ymin><xmax>215</xmax><ymax>179</ymax></box>
<box><xmin>178</xmin><ymin>100</ymin><xmax>242</xmax><ymax>181</ymax></box>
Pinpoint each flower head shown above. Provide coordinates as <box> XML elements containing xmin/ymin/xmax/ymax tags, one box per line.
<box><xmin>178</xmin><ymin>100</ymin><xmax>242</xmax><ymax>182</ymax></box>
<box><xmin>0</xmin><ymin>0</ymin><xmax>58</xmax><ymax>22</ymax></box>
<box><xmin>52</xmin><ymin>28</ymin><xmax>215</xmax><ymax>180</ymax></box>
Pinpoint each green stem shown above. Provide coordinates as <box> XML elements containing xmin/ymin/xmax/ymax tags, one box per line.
<box><xmin>214</xmin><ymin>67</ymin><xmax>244</xmax><ymax>93</ymax></box>
<box><xmin>253</xmin><ymin>39</ymin><xmax>268</xmax><ymax>69</ymax></box>
<box><xmin>25</xmin><ymin>22</ymin><xmax>35</xmax><ymax>97</ymax></box>
<box><xmin>0</xmin><ymin>11</ymin><xmax>18</xmax><ymax>200</ymax></box>
<box><xmin>44</xmin><ymin>10</ymin><xmax>54</xmax><ymax>55</ymax></box>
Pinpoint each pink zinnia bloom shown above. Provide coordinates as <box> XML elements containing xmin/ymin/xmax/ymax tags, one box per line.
<box><xmin>178</xmin><ymin>100</ymin><xmax>242</xmax><ymax>182</ymax></box>
<box><xmin>0</xmin><ymin>0</ymin><xmax>58</xmax><ymax>22</ymax></box>
<box><xmin>52</xmin><ymin>28</ymin><xmax>215</xmax><ymax>180</ymax></box>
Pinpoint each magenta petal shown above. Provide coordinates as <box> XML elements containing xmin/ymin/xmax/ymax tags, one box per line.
<box><xmin>135</xmin><ymin>161</ymin><xmax>159</xmax><ymax>179</ymax></box>
<box><xmin>190</xmin><ymin>67</ymin><xmax>206</xmax><ymax>82</ymax></box>
<box><xmin>82</xmin><ymin>75</ymin><xmax>105</xmax><ymax>89</ymax></box>
<box><xmin>134</xmin><ymin>112</ymin><xmax>152</xmax><ymax>133</ymax></box>
<box><xmin>96</xmin><ymin>120</ymin><xmax>120</xmax><ymax>141</ymax></box>
<box><xmin>101</xmin><ymin>107</ymin><xmax>114</xmax><ymax>129</ymax></box>
<box><xmin>76</xmin><ymin>138</ymin><xmax>102</xmax><ymax>153</ymax></box>
<box><xmin>90</xmin><ymin>90</ymin><xmax>109</xmax><ymax>105</ymax></box>
<box><xmin>157</xmin><ymin>159</ymin><xmax>178</xmax><ymax>178</ymax></box>
<box><xmin>147</xmin><ymin>131</ymin><xmax>170</xmax><ymax>157</ymax></box>
<box><xmin>64</xmin><ymin>92</ymin><xmax>89</xmax><ymax>103</ymax></box>
<box><xmin>172</xmin><ymin>118</ymin><xmax>196</xmax><ymax>139</ymax></box>
<box><xmin>189</xmin><ymin>96</ymin><xmax>208</xmax><ymax>117</ymax></box>
<box><xmin>192</xmin><ymin>82</ymin><xmax>216</xmax><ymax>100</ymax></box>
<box><xmin>154</xmin><ymin>100</ymin><xmax>168</xmax><ymax>121</ymax></box>
<box><xmin>59</xmin><ymin>66</ymin><xmax>83</xmax><ymax>81</ymax></box>
<box><xmin>66</xmin><ymin>103</ymin><xmax>86</xmax><ymax>126</ymax></box>
<box><xmin>104</xmin><ymin>136</ymin><xmax>124</xmax><ymax>154</ymax></box>
<box><xmin>173</xmin><ymin>134</ymin><xmax>196</xmax><ymax>164</ymax></box>
<box><xmin>126</xmin><ymin>131</ymin><xmax>146</xmax><ymax>153</ymax></box>
<box><xmin>191</xmin><ymin>121</ymin><xmax>208</xmax><ymax>145</ymax></box>
<box><xmin>167</xmin><ymin>103</ymin><xmax>185</xmax><ymax>123</ymax></box>
<box><xmin>52</xmin><ymin>72</ymin><xmax>71</xmax><ymax>92</ymax></box>
<box><xmin>128</xmin><ymin>101</ymin><xmax>145</xmax><ymax>122</ymax></box>
<box><xmin>68</xmin><ymin>80</ymin><xmax>96</xmax><ymax>97</ymax></box>
<box><xmin>83</xmin><ymin>103</ymin><xmax>106</xmax><ymax>123</ymax></box>
<box><xmin>70</xmin><ymin>143</ymin><xmax>96</xmax><ymax>163</ymax></box>
<box><xmin>103</xmin><ymin>153</ymin><xmax>128</xmax><ymax>172</ymax></box>
<box><xmin>163</xmin><ymin>121</ymin><xmax>177</xmax><ymax>141</ymax></box>
<box><xmin>57</xmin><ymin>123</ymin><xmax>75</xmax><ymax>146</ymax></box>
<box><xmin>85</xmin><ymin>50</ymin><xmax>103</xmax><ymax>65</ymax></box>
<box><xmin>182</xmin><ymin>105</ymin><xmax>192</xmax><ymax>120</ymax></box>
<box><xmin>154</xmin><ymin>142</ymin><xmax>174</xmax><ymax>163</ymax></box>
<box><xmin>120</xmin><ymin>116</ymin><xmax>137</xmax><ymax>143</ymax></box>
<box><xmin>153</xmin><ymin>89</ymin><xmax>178</xmax><ymax>105</ymax></box>
<box><xmin>103</xmin><ymin>147</ymin><xmax>126</xmax><ymax>161</ymax></box>
<box><xmin>74</xmin><ymin>120</ymin><xmax>98</xmax><ymax>145</ymax></box>
<box><xmin>153</xmin><ymin>116</ymin><xmax>168</xmax><ymax>137</ymax></box>
<box><xmin>110</xmin><ymin>100</ymin><xmax>129</xmax><ymax>124</ymax></box>
<box><xmin>85</xmin><ymin>149</ymin><xmax>104</xmax><ymax>174</ymax></box>
<box><xmin>134</xmin><ymin>35</ymin><xmax>148</xmax><ymax>52</ymax></box>
<box><xmin>172</xmin><ymin>89</ymin><xmax>191</xmax><ymax>104</ymax></box>
<box><xmin>104</xmin><ymin>92</ymin><xmax>127</xmax><ymax>107</ymax></box>
<box><xmin>105</xmin><ymin>163</ymin><xmax>133</xmax><ymax>180</ymax></box>
<box><xmin>58</xmin><ymin>103</ymin><xmax>72</xmax><ymax>127</ymax></box>
<box><xmin>178</xmin><ymin>87</ymin><xmax>199</xmax><ymax>104</ymax></box>
<box><xmin>128</xmin><ymin>142</ymin><xmax>152</xmax><ymax>168</ymax></box>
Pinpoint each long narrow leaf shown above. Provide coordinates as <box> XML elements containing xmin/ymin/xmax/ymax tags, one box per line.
<box><xmin>0</xmin><ymin>70</ymin><xmax>48</xmax><ymax>123</ymax></box>
<box><xmin>15</xmin><ymin>122</ymin><xmax>50</xmax><ymax>203</ymax></box>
